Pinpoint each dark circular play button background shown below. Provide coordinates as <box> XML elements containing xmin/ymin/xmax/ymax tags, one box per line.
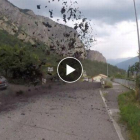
<box><xmin>57</xmin><ymin>57</ymin><xmax>83</xmax><ymax>83</ymax></box>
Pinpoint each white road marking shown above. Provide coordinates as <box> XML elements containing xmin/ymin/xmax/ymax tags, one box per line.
<box><xmin>110</xmin><ymin>109</ymin><xmax>120</xmax><ymax>116</ymax></box>
<box><xmin>100</xmin><ymin>90</ymin><xmax>125</xmax><ymax>140</ymax></box>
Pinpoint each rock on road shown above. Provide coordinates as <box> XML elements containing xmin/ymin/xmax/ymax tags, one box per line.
<box><xmin>0</xmin><ymin>82</ymin><xmax>119</xmax><ymax>140</ymax></box>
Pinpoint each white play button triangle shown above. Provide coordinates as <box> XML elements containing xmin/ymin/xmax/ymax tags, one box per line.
<box><xmin>66</xmin><ymin>65</ymin><xmax>76</xmax><ymax>76</ymax></box>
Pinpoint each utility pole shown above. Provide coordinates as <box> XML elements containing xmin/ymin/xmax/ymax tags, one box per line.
<box><xmin>107</xmin><ymin>63</ymin><xmax>108</xmax><ymax>77</ymax></box>
<box><xmin>133</xmin><ymin>0</ymin><xmax>140</xmax><ymax>70</ymax></box>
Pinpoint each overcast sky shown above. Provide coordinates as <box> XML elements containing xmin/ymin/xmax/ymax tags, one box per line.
<box><xmin>8</xmin><ymin>0</ymin><xmax>140</xmax><ymax>59</ymax></box>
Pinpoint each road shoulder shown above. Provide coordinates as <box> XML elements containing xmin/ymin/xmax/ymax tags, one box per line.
<box><xmin>100</xmin><ymin>82</ymin><xmax>130</xmax><ymax>140</ymax></box>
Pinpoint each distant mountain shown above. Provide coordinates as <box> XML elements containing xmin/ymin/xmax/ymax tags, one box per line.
<box><xmin>107</xmin><ymin>57</ymin><xmax>132</xmax><ymax>65</ymax></box>
<box><xmin>116</xmin><ymin>57</ymin><xmax>139</xmax><ymax>70</ymax></box>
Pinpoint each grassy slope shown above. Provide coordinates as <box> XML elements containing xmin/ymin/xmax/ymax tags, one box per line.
<box><xmin>118</xmin><ymin>91</ymin><xmax>140</xmax><ymax>140</ymax></box>
<box><xmin>0</xmin><ymin>30</ymin><xmax>30</xmax><ymax>47</ymax></box>
<box><xmin>0</xmin><ymin>29</ymin><xmax>60</xmax><ymax>60</ymax></box>
<box><xmin>81</xmin><ymin>59</ymin><xmax>125</xmax><ymax>77</ymax></box>
<box><xmin>0</xmin><ymin>30</ymin><xmax>61</xmax><ymax>75</ymax></box>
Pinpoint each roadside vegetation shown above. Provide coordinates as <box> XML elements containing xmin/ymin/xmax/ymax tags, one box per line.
<box><xmin>118</xmin><ymin>90</ymin><xmax>140</xmax><ymax>140</ymax></box>
<box><xmin>81</xmin><ymin>59</ymin><xmax>125</xmax><ymax>77</ymax></box>
<box><xmin>0</xmin><ymin>30</ymin><xmax>60</xmax><ymax>85</ymax></box>
<box><xmin>0</xmin><ymin>29</ymin><xmax>125</xmax><ymax>85</ymax></box>
<box><xmin>114</xmin><ymin>73</ymin><xmax>126</xmax><ymax>79</ymax></box>
<box><xmin>0</xmin><ymin>45</ymin><xmax>46</xmax><ymax>85</ymax></box>
<box><xmin>104</xmin><ymin>80</ymin><xmax>113</xmax><ymax>88</ymax></box>
<box><xmin>117</xmin><ymin>61</ymin><xmax>140</xmax><ymax>140</ymax></box>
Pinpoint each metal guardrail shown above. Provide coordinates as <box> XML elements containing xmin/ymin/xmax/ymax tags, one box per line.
<box><xmin>114</xmin><ymin>78</ymin><xmax>136</xmax><ymax>90</ymax></box>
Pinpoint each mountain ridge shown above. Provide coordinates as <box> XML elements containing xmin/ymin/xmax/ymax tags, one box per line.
<box><xmin>0</xmin><ymin>0</ymin><xmax>86</xmax><ymax>58</ymax></box>
<box><xmin>107</xmin><ymin>57</ymin><xmax>132</xmax><ymax>65</ymax></box>
<box><xmin>116</xmin><ymin>56</ymin><xmax>139</xmax><ymax>70</ymax></box>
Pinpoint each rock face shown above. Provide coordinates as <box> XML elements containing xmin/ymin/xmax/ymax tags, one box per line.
<box><xmin>0</xmin><ymin>0</ymin><xmax>86</xmax><ymax>58</ymax></box>
<box><xmin>87</xmin><ymin>50</ymin><xmax>106</xmax><ymax>63</ymax></box>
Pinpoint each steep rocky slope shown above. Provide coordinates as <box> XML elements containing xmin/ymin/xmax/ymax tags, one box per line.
<box><xmin>87</xmin><ymin>50</ymin><xmax>106</xmax><ymax>63</ymax></box>
<box><xmin>0</xmin><ymin>0</ymin><xmax>86</xmax><ymax>58</ymax></box>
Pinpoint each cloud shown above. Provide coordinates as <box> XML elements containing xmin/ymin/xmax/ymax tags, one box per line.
<box><xmin>79</xmin><ymin>0</ymin><xmax>140</xmax><ymax>24</ymax></box>
<box><xmin>92</xmin><ymin>20</ymin><xmax>139</xmax><ymax>59</ymax></box>
<box><xmin>9</xmin><ymin>0</ymin><xmax>140</xmax><ymax>24</ymax></box>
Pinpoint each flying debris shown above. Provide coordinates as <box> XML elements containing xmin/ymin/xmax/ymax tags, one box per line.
<box><xmin>90</xmin><ymin>38</ymin><xmax>93</xmax><ymax>42</ymax></box>
<box><xmin>42</xmin><ymin>22</ymin><xmax>52</xmax><ymax>28</ymax></box>
<box><xmin>74</xmin><ymin>24</ymin><xmax>78</xmax><ymax>30</ymax></box>
<box><xmin>74</xmin><ymin>1</ymin><xmax>78</xmax><ymax>4</ymax></box>
<box><xmin>74</xmin><ymin>14</ymin><xmax>76</xmax><ymax>19</ymax></box>
<box><xmin>79</xmin><ymin>23</ymin><xmax>83</xmax><ymax>29</ymax></box>
<box><xmin>36</xmin><ymin>0</ymin><xmax>94</xmax><ymax>50</ymax></box>
<box><xmin>63</xmin><ymin>14</ymin><xmax>67</xmax><ymax>23</ymax></box>
<box><xmin>67</xmin><ymin>16</ymin><xmax>70</xmax><ymax>20</ymax></box>
<box><xmin>82</xmin><ymin>18</ymin><xmax>87</xmax><ymax>22</ymax></box>
<box><xmin>49</xmin><ymin>10</ymin><xmax>53</xmax><ymax>18</ymax></box>
<box><xmin>61</xmin><ymin>6</ymin><xmax>66</xmax><ymax>14</ymax></box>
<box><xmin>62</xmin><ymin>1</ymin><xmax>67</xmax><ymax>5</ymax></box>
<box><xmin>37</xmin><ymin>5</ymin><xmax>41</xmax><ymax>9</ymax></box>
<box><xmin>84</xmin><ymin>22</ymin><xmax>89</xmax><ymax>32</ymax></box>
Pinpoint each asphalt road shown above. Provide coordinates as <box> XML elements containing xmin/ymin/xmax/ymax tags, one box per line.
<box><xmin>0</xmin><ymin>82</ymin><xmax>119</xmax><ymax>140</ymax></box>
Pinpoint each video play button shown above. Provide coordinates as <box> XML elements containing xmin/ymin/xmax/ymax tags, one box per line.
<box><xmin>66</xmin><ymin>65</ymin><xmax>75</xmax><ymax>76</ymax></box>
<box><xmin>57</xmin><ymin>57</ymin><xmax>83</xmax><ymax>83</ymax></box>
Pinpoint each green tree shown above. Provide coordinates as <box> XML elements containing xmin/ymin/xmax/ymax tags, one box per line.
<box><xmin>0</xmin><ymin>45</ymin><xmax>13</xmax><ymax>76</ymax></box>
<box><xmin>134</xmin><ymin>62</ymin><xmax>139</xmax><ymax>76</ymax></box>
<box><xmin>0</xmin><ymin>45</ymin><xmax>46</xmax><ymax>85</ymax></box>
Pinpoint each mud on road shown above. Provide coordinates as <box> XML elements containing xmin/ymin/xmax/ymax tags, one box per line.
<box><xmin>0</xmin><ymin>82</ymin><xmax>120</xmax><ymax>140</ymax></box>
<box><xmin>0</xmin><ymin>82</ymin><xmax>101</xmax><ymax>112</ymax></box>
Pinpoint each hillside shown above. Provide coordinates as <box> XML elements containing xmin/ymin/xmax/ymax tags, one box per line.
<box><xmin>0</xmin><ymin>0</ymin><xmax>86</xmax><ymax>58</ymax></box>
<box><xmin>0</xmin><ymin>28</ymin><xmax>125</xmax><ymax>78</ymax></box>
<box><xmin>0</xmin><ymin>0</ymin><xmax>125</xmax><ymax>80</ymax></box>
<box><xmin>0</xmin><ymin>24</ymin><xmax>115</xmax><ymax>79</ymax></box>
<box><xmin>0</xmin><ymin>29</ymin><xmax>61</xmax><ymax>74</ymax></box>
<box><xmin>81</xmin><ymin>59</ymin><xmax>125</xmax><ymax>77</ymax></box>
<box><xmin>87</xmin><ymin>50</ymin><xmax>106</xmax><ymax>63</ymax></box>
<box><xmin>116</xmin><ymin>57</ymin><xmax>139</xmax><ymax>70</ymax></box>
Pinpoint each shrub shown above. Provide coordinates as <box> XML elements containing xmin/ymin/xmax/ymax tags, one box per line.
<box><xmin>118</xmin><ymin>91</ymin><xmax>140</xmax><ymax>140</ymax></box>
<box><xmin>114</xmin><ymin>73</ymin><xmax>125</xmax><ymax>79</ymax></box>
<box><xmin>104</xmin><ymin>80</ymin><xmax>113</xmax><ymax>88</ymax></box>
<box><xmin>135</xmin><ymin>76</ymin><xmax>140</xmax><ymax>100</ymax></box>
<box><xmin>0</xmin><ymin>45</ymin><xmax>45</xmax><ymax>85</ymax></box>
<box><xmin>110</xmin><ymin>76</ymin><xmax>114</xmax><ymax>81</ymax></box>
